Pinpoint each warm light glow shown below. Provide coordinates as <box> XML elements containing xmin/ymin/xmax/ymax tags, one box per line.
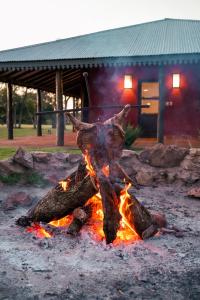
<box><xmin>83</xmin><ymin>150</ymin><xmax>96</xmax><ymax>177</ymax></box>
<box><xmin>124</xmin><ymin>75</ymin><xmax>133</xmax><ymax>89</ymax></box>
<box><xmin>26</xmin><ymin>152</ymin><xmax>140</xmax><ymax>244</ymax></box>
<box><xmin>173</xmin><ymin>73</ymin><xmax>180</xmax><ymax>88</ymax></box>
<box><xmin>59</xmin><ymin>179</ymin><xmax>70</xmax><ymax>191</ymax></box>
<box><xmin>26</xmin><ymin>223</ymin><xmax>52</xmax><ymax>238</ymax></box>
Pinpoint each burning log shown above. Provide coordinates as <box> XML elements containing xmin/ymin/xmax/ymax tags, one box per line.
<box><xmin>67</xmin><ymin>205</ymin><xmax>92</xmax><ymax>235</ymax></box>
<box><xmin>17</xmin><ymin>163</ymin><xmax>98</xmax><ymax>226</ymax></box>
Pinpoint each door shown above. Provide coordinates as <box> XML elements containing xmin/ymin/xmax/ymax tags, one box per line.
<box><xmin>139</xmin><ymin>82</ymin><xmax>159</xmax><ymax>137</ymax></box>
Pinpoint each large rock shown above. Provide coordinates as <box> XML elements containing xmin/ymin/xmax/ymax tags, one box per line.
<box><xmin>3</xmin><ymin>192</ymin><xmax>32</xmax><ymax>210</ymax></box>
<box><xmin>13</xmin><ymin>147</ymin><xmax>33</xmax><ymax>169</ymax></box>
<box><xmin>187</xmin><ymin>187</ymin><xmax>200</xmax><ymax>199</ymax></box>
<box><xmin>31</xmin><ymin>152</ymin><xmax>52</xmax><ymax>163</ymax></box>
<box><xmin>139</xmin><ymin>143</ymin><xmax>189</xmax><ymax>168</ymax></box>
<box><xmin>0</xmin><ymin>160</ymin><xmax>25</xmax><ymax>176</ymax></box>
<box><xmin>120</xmin><ymin>150</ymin><xmax>142</xmax><ymax>176</ymax></box>
<box><xmin>136</xmin><ymin>167</ymin><xmax>156</xmax><ymax>186</ymax></box>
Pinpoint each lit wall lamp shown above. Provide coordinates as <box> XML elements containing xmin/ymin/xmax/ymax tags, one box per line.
<box><xmin>172</xmin><ymin>73</ymin><xmax>180</xmax><ymax>88</ymax></box>
<box><xmin>124</xmin><ymin>75</ymin><xmax>133</xmax><ymax>89</ymax></box>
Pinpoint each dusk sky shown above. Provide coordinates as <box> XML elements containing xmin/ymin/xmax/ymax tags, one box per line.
<box><xmin>0</xmin><ymin>0</ymin><xmax>200</xmax><ymax>51</ymax></box>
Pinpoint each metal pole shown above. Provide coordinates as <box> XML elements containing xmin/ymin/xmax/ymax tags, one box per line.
<box><xmin>36</xmin><ymin>104</ymin><xmax>150</xmax><ymax>115</ymax></box>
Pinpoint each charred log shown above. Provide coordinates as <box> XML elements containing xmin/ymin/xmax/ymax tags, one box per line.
<box><xmin>99</xmin><ymin>175</ymin><xmax>121</xmax><ymax>244</ymax></box>
<box><xmin>17</xmin><ymin>166</ymin><xmax>97</xmax><ymax>226</ymax></box>
<box><xmin>67</xmin><ymin>205</ymin><xmax>92</xmax><ymax>235</ymax></box>
<box><xmin>124</xmin><ymin>192</ymin><xmax>157</xmax><ymax>239</ymax></box>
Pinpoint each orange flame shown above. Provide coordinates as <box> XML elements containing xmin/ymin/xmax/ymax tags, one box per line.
<box><xmin>26</xmin><ymin>223</ymin><xmax>52</xmax><ymax>238</ymax></box>
<box><xmin>49</xmin><ymin>215</ymin><xmax>72</xmax><ymax>227</ymax></box>
<box><xmin>59</xmin><ymin>179</ymin><xmax>70</xmax><ymax>191</ymax></box>
<box><xmin>83</xmin><ymin>150</ymin><xmax>96</xmax><ymax>177</ymax></box>
<box><xmin>102</xmin><ymin>165</ymin><xmax>109</xmax><ymax>177</ymax></box>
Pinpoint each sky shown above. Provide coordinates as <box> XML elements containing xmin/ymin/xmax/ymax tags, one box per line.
<box><xmin>0</xmin><ymin>0</ymin><xmax>200</xmax><ymax>51</ymax></box>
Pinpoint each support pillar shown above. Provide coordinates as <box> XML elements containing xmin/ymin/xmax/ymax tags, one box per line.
<box><xmin>7</xmin><ymin>82</ymin><xmax>13</xmax><ymax>140</ymax></box>
<box><xmin>56</xmin><ymin>70</ymin><xmax>64</xmax><ymax>146</ymax></box>
<box><xmin>36</xmin><ymin>89</ymin><xmax>42</xmax><ymax>136</ymax></box>
<box><xmin>157</xmin><ymin>67</ymin><xmax>166</xmax><ymax>143</ymax></box>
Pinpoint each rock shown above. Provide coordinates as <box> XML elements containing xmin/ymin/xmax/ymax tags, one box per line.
<box><xmin>52</xmin><ymin>152</ymin><xmax>70</xmax><ymax>161</ymax></box>
<box><xmin>68</xmin><ymin>154</ymin><xmax>82</xmax><ymax>164</ymax></box>
<box><xmin>3</xmin><ymin>192</ymin><xmax>32</xmax><ymax>210</ymax></box>
<box><xmin>31</xmin><ymin>152</ymin><xmax>52</xmax><ymax>163</ymax></box>
<box><xmin>13</xmin><ymin>147</ymin><xmax>33</xmax><ymax>169</ymax></box>
<box><xmin>0</xmin><ymin>160</ymin><xmax>26</xmax><ymax>177</ymax></box>
<box><xmin>45</xmin><ymin>174</ymin><xmax>60</xmax><ymax>185</ymax></box>
<box><xmin>187</xmin><ymin>187</ymin><xmax>200</xmax><ymax>199</ymax></box>
<box><xmin>120</xmin><ymin>150</ymin><xmax>142</xmax><ymax>176</ymax></box>
<box><xmin>136</xmin><ymin>168</ymin><xmax>156</xmax><ymax>186</ymax></box>
<box><xmin>139</xmin><ymin>144</ymin><xmax>188</xmax><ymax>168</ymax></box>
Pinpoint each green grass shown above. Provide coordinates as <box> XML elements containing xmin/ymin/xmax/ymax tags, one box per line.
<box><xmin>0</xmin><ymin>147</ymin><xmax>81</xmax><ymax>160</ymax></box>
<box><xmin>0</xmin><ymin>124</ymin><xmax>73</xmax><ymax>139</ymax></box>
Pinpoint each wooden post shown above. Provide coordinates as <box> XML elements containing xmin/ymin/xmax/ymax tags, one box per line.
<box><xmin>157</xmin><ymin>67</ymin><xmax>166</xmax><ymax>143</ymax></box>
<box><xmin>7</xmin><ymin>82</ymin><xmax>13</xmax><ymax>140</ymax></box>
<box><xmin>56</xmin><ymin>70</ymin><xmax>64</xmax><ymax>146</ymax></box>
<box><xmin>36</xmin><ymin>89</ymin><xmax>42</xmax><ymax>136</ymax></box>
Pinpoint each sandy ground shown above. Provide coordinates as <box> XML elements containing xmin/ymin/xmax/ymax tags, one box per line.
<box><xmin>0</xmin><ymin>183</ymin><xmax>200</xmax><ymax>300</ymax></box>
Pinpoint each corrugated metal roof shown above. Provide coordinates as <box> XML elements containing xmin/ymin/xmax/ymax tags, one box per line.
<box><xmin>0</xmin><ymin>18</ymin><xmax>200</xmax><ymax>64</ymax></box>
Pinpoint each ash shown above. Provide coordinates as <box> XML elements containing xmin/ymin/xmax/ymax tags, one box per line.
<box><xmin>0</xmin><ymin>183</ymin><xmax>200</xmax><ymax>300</ymax></box>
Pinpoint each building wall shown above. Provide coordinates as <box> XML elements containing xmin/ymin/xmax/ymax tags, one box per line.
<box><xmin>87</xmin><ymin>64</ymin><xmax>200</xmax><ymax>137</ymax></box>
<box><xmin>164</xmin><ymin>65</ymin><xmax>200</xmax><ymax>137</ymax></box>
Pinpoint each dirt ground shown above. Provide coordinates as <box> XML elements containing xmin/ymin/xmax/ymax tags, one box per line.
<box><xmin>0</xmin><ymin>181</ymin><xmax>200</xmax><ymax>300</ymax></box>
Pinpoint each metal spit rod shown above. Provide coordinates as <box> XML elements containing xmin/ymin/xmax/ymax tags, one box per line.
<box><xmin>35</xmin><ymin>104</ymin><xmax>150</xmax><ymax>115</ymax></box>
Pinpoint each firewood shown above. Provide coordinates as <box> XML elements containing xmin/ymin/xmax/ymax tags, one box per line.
<box><xmin>17</xmin><ymin>167</ymin><xmax>98</xmax><ymax>226</ymax></box>
<box><xmin>124</xmin><ymin>192</ymin><xmax>157</xmax><ymax>239</ymax></box>
<box><xmin>67</xmin><ymin>205</ymin><xmax>92</xmax><ymax>235</ymax></box>
<box><xmin>98</xmin><ymin>175</ymin><xmax>121</xmax><ymax>244</ymax></box>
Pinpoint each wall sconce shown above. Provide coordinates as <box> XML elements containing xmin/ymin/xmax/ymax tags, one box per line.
<box><xmin>172</xmin><ymin>73</ymin><xmax>180</xmax><ymax>88</ymax></box>
<box><xmin>124</xmin><ymin>75</ymin><xmax>133</xmax><ymax>89</ymax></box>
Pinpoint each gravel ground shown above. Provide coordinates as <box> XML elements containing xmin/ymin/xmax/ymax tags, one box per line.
<box><xmin>0</xmin><ymin>183</ymin><xmax>200</xmax><ymax>300</ymax></box>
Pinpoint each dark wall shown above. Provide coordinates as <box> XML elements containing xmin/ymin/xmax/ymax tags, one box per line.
<box><xmin>87</xmin><ymin>64</ymin><xmax>200</xmax><ymax>137</ymax></box>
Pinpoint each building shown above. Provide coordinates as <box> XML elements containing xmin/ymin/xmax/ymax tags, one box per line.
<box><xmin>0</xmin><ymin>18</ymin><xmax>200</xmax><ymax>145</ymax></box>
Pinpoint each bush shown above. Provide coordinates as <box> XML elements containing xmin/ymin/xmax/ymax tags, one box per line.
<box><xmin>0</xmin><ymin>173</ymin><xmax>22</xmax><ymax>185</ymax></box>
<box><xmin>124</xmin><ymin>125</ymin><xmax>142</xmax><ymax>149</ymax></box>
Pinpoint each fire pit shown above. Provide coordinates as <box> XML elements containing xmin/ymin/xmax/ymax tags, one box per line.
<box><xmin>17</xmin><ymin>105</ymin><xmax>160</xmax><ymax>244</ymax></box>
<box><xmin>0</xmin><ymin>107</ymin><xmax>200</xmax><ymax>299</ymax></box>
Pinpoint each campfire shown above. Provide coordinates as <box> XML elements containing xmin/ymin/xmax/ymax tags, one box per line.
<box><xmin>17</xmin><ymin>105</ymin><xmax>159</xmax><ymax>244</ymax></box>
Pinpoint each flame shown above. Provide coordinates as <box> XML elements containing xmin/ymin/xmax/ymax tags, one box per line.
<box><xmin>26</xmin><ymin>223</ymin><xmax>52</xmax><ymax>238</ymax></box>
<box><xmin>83</xmin><ymin>150</ymin><xmax>96</xmax><ymax>177</ymax></box>
<box><xmin>49</xmin><ymin>215</ymin><xmax>72</xmax><ymax>227</ymax></box>
<box><xmin>59</xmin><ymin>179</ymin><xmax>70</xmax><ymax>191</ymax></box>
<box><xmin>102</xmin><ymin>165</ymin><xmax>109</xmax><ymax>177</ymax></box>
<box><xmin>27</xmin><ymin>152</ymin><xmax>140</xmax><ymax>244</ymax></box>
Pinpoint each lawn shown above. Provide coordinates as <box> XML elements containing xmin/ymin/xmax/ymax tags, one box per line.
<box><xmin>0</xmin><ymin>124</ymin><xmax>80</xmax><ymax>160</ymax></box>
<box><xmin>0</xmin><ymin>124</ymin><xmax>73</xmax><ymax>139</ymax></box>
<box><xmin>0</xmin><ymin>147</ymin><xmax>81</xmax><ymax>160</ymax></box>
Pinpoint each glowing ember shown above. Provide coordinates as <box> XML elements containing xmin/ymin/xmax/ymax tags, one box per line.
<box><xmin>26</xmin><ymin>223</ymin><xmax>52</xmax><ymax>238</ymax></box>
<box><xmin>49</xmin><ymin>215</ymin><xmax>72</xmax><ymax>227</ymax></box>
<box><xmin>59</xmin><ymin>179</ymin><xmax>70</xmax><ymax>191</ymax></box>
<box><xmin>102</xmin><ymin>165</ymin><xmax>109</xmax><ymax>177</ymax></box>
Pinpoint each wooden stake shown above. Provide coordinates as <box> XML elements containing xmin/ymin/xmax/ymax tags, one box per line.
<box><xmin>7</xmin><ymin>82</ymin><xmax>13</xmax><ymax>140</ymax></box>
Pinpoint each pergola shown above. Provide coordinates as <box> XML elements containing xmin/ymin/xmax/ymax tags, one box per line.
<box><xmin>0</xmin><ymin>18</ymin><xmax>200</xmax><ymax>145</ymax></box>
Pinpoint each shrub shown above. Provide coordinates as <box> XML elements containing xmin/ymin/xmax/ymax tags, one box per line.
<box><xmin>124</xmin><ymin>125</ymin><xmax>142</xmax><ymax>149</ymax></box>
